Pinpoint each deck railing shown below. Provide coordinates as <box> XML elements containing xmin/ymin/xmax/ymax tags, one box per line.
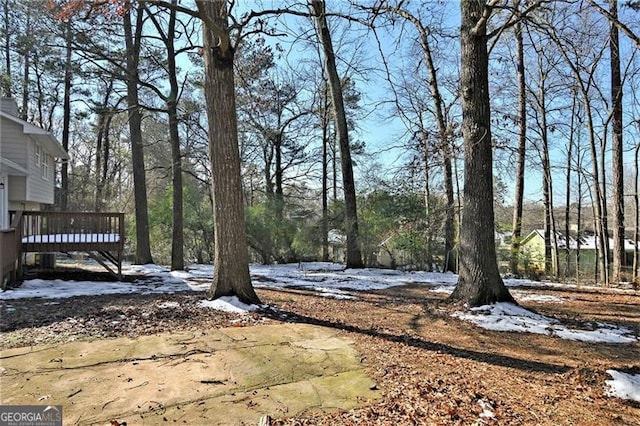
<box><xmin>17</xmin><ymin>211</ymin><xmax>125</xmax><ymax>253</ymax></box>
<box><xmin>4</xmin><ymin>210</ymin><xmax>125</xmax><ymax>281</ymax></box>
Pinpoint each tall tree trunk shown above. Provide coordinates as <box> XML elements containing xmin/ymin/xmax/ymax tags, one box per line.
<box><xmin>511</xmin><ymin>20</ymin><xmax>527</xmax><ymax>277</ymax></box>
<box><xmin>311</xmin><ymin>0</ymin><xmax>363</xmax><ymax>268</ymax></box>
<box><xmin>162</xmin><ymin>1</ymin><xmax>184</xmax><ymax>271</ymax></box>
<box><xmin>443</xmin><ymin>145</ymin><xmax>456</xmax><ymax>273</ymax></box>
<box><xmin>538</xmin><ymin>82</ymin><xmax>554</xmax><ymax>277</ymax></box>
<box><xmin>274</xmin><ymin>134</ymin><xmax>284</xmax><ymax>221</ymax></box>
<box><xmin>422</xmin><ymin>131</ymin><xmax>433</xmax><ymax>271</ymax></box>
<box><xmin>124</xmin><ymin>6</ymin><xmax>153</xmax><ymax>264</ymax></box>
<box><xmin>32</xmin><ymin>51</ymin><xmax>44</xmax><ymax>127</ymax></box>
<box><xmin>60</xmin><ymin>21</ymin><xmax>72</xmax><ymax>210</ymax></box>
<box><xmin>599</xmin><ymin>132</ymin><xmax>610</xmax><ymax>284</ymax></box>
<box><xmin>419</xmin><ymin>19</ymin><xmax>452</xmax><ymax>273</ymax></box>
<box><xmin>2</xmin><ymin>0</ymin><xmax>10</xmax><ymax>97</ymax></box>
<box><xmin>546</xmin><ymin>18</ymin><xmax>607</xmax><ymax>282</ymax></box>
<box><xmin>634</xmin><ymin>143</ymin><xmax>639</xmax><ymax>283</ymax></box>
<box><xmin>168</xmin><ymin>100</ymin><xmax>184</xmax><ymax>270</ymax></box>
<box><xmin>94</xmin><ymin>80</ymin><xmax>114</xmax><ymax>212</ymax></box>
<box><xmin>565</xmin><ymin>88</ymin><xmax>578</xmax><ymax>279</ymax></box>
<box><xmin>20</xmin><ymin>8</ymin><xmax>30</xmax><ymax>121</ymax></box>
<box><xmin>387</xmin><ymin>4</ymin><xmax>456</xmax><ymax>272</ymax></box>
<box><xmin>196</xmin><ymin>0</ymin><xmax>260</xmax><ymax>304</ymax></box>
<box><xmin>450</xmin><ymin>0</ymin><xmax>514</xmax><ymax>306</ymax></box>
<box><xmin>576</xmin><ymin>155</ymin><xmax>583</xmax><ymax>284</ymax></box>
<box><xmin>610</xmin><ymin>0</ymin><xmax>625</xmax><ymax>284</ymax></box>
<box><xmin>586</xmin><ymin>104</ymin><xmax>606</xmax><ymax>284</ymax></box>
<box><xmin>321</xmin><ymin>86</ymin><xmax>329</xmax><ymax>261</ymax></box>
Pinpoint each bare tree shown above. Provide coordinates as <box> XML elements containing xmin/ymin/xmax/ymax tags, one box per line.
<box><xmin>2</xmin><ymin>0</ymin><xmax>12</xmax><ymax>96</ymax></box>
<box><xmin>123</xmin><ymin>4</ymin><xmax>153</xmax><ymax>264</ymax></box>
<box><xmin>510</xmin><ymin>17</ymin><xmax>527</xmax><ymax>277</ymax></box>
<box><xmin>196</xmin><ymin>0</ymin><xmax>260</xmax><ymax>304</ymax></box>
<box><xmin>380</xmin><ymin>3</ymin><xmax>457</xmax><ymax>273</ymax></box>
<box><xmin>144</xmin><ymin>0</ymin><xmax>188</xmax><ymax>270</ymax></box>
<box><xmin>310</xmin><ymin>0</ymin><xmax>363</xmax><ymax>268</ymax></box>
<box><xmin>449</xmin><ymin>0</ymin><xmax>514</xmax><ymax>306</ymax></box>
<box><xmin>635</xmin><ymin>142</ymin><xmax>640</xmax><ymax>283</ymax></box>
<box><xmin>543</xmin><ymin>8</ymin><xmax>610</xmax><ymax>284</ymax></box>
<box><xmin>609</xmin><ymin>0</ymin><xmax>625</xmax><ymax>284</ymax></box>
<box><xmin>60</xmin><ymin>20</ymin><xmax>72</xmax><ymax>210</ymax></box>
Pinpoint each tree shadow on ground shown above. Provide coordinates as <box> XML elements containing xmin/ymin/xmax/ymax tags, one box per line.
<box><xmin>260</xmin><ymin>307</ymin><xmax>571</xmax><ymax>375</ymax></box>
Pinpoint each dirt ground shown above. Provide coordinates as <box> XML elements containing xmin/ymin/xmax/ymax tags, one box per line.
<box><xmin>1</xmin><ymin>273</ymin><xmax>639</xmax><ymax>425</ymax></box>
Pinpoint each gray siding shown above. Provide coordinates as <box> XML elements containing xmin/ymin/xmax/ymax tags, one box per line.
<box><xmin>27</xmin><ymin>152</ymin><xmax>54</xmax><ymax>204</ymax></box>
<box><xmin>2</xmin><ymin>118</ymin><xmax>55</xmax><ymax>206</ymax></box>
<box><xmin>0</xmin><ymin>119</ymin><xmax>28</xmax><ymax>168</ymax></box>
<box><xmin>8</xmin><ymin>175</ymin><xmax>26</xmax><ymax>201</ymax></box>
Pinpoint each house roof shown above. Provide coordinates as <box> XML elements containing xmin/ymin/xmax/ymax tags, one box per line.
<box><xmin>0</xmin><ymin>110</ymin><xmax>68</xmax><ymax>160</ymax></box>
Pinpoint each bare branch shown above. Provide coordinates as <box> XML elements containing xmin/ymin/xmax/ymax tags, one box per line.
<box><xmin>587</xmin><ymin>0</ymin><xmax>640</xmax><ymax>48</ymax></box>
<box><xmin>471</xmin><ymin>0</ymin><xmax>501</xmax><ymax>36</ymax></box>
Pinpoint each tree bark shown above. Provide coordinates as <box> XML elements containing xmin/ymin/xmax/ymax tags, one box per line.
<box><xmin>20</xmin><ymin>7</ymin><xmax>30</xmax><ymax>121</ymax></box>
<box><xmin>610</xmin><ymin>0</ymin><xmax>625</xmax><ymax>284</ymax></box>
<box><xmin>539</xmin><ymin>81</ymin><xmax>554</xmax><ymax>277</ymax></box>
<box><xmin>311</xmin><ymin>0</ymin><xmax>363</xmax><ymax>268</ymax></box>
<box><xmin>165</xmin><ymin>1</ymin><xmax>184</xmax><ymax>271</ymax></box>
<box><xmin>124</xmin><ymin>6</ymin><xmax>153</xmax><ymax>264</ymax></box>
<box><xmin>321</xmin><ymin>85</ymin><xmax>330</xmax><ymax>261</ymax></box>
<box><xmin>2</xmin><ymin>0</ymin><xmax>10</xmax><ymax>97</ymax></box>
<box><xmin>564</xmin><ymin>88</ymin><xmax>578</xmax><ymax>279</ymax></box>
<box><xmin>450</xmin><ymin>0</ymin><xmax>514</xmax><ymax>306</ymax></box>
<box><xmin>60</xmin><ymin>21</ymin><xmax>72</xmax><ymax>210</ymax></box>
<box><xmin>634</xmin><ymin>143</ymin><xmax>639</xmax><ymax>282</ymax></box>
<box><xmin>586</xmin><ymin>102</ymin><xmax>607</xmax><ymax>284</ymax></box>
<box><xmin>94</xmin><ymin>79</ymin><xmax>114</xmax><ymax>212</ymax></box>
<box><xmin>197</xmin><ymin>0</ymin><xmax>260</xmax><ymax>304</ymax></box>
<box><xmin>511</xmin><ymin>20</ymin><xmax>526</xmax><ymax>277</ymax></box>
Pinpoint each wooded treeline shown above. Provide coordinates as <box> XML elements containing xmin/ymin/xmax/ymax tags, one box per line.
<box><xmin>2</xmin><ymin>0</ymin><xmax>639</xmax><ymax>287</ymax></box>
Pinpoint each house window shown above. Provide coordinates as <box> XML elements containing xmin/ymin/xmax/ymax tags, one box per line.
<box><xmin>42</xmin><ymin>153</ymin><xmax>50</xmax><ymax>180</ymax></box>
<box><xmin>34</xmin><ymin>143</ymin><xmax>41</xmax><ymax>168</ymax></box>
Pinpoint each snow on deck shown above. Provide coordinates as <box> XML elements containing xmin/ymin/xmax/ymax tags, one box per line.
<box><xmin>21</xmin><ymin>233</ymin><xmax>121</xmax><ymax>243</ymax></box>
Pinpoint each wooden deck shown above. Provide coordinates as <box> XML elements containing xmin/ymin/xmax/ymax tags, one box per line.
<box><xmin>6</xmin><ymin>211</ymin><xmax>125</xmax><ymax>282</ymax></box>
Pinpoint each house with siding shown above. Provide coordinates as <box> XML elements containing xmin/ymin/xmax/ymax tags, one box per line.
<box><xmin>1</xmin><ymin>97</ymin><xmax>68</xmax><ymax>285</ymax></box>
<box><xmin>0</xmin><ymin>97</ymin><xmax>68</xmax><ymax>229</ymax></box>
<box><xmin>520</xmin><ymin>229</ymin><xmax>637</xmax><ymax>277</ymax></box>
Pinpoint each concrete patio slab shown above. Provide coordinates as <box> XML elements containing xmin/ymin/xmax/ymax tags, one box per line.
<box><xmin>0</xmin><ymin>323</ymin><xmax>380</xmax><ymax>425</ymax></box>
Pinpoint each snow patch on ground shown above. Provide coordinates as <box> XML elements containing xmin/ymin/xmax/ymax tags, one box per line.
<box><xmin>198</xmin><ymin>296</ymin><xmax>261</xmax><ymax>314</ymax></box>
<box><xmin>156</xmin><ymin>301</ymin><xmax>180</xmax><ymax>309</ymax></box>
<box><xmin>605</xmin><ymin>370</ymin><xmax>640</xmax><ymax>402</ymax></box>
<box><xmin>512</xmin><ymin>292</ymin><xmax>566</xmax><ymax>303</ymax></box>
<box><xmin>313</xmin><ymin>287</ymin><xmax>357</xmax><ymax>299</ymax></box>
<box><xmin>452</xmin><ymin>303</ymin><xmax>637</xmax><ymax>344</ymax></box>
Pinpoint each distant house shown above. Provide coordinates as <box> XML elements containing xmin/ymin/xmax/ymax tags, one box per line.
<box><xmin>0</xmin><ymin>97</ymin><xmax>68</xmax><ymax>229</ymax></box>
<box><xmin>519</xmin><ymin>229</ymin><xmax>637</xmax><ymax>277</ymax></box>
<box><xmin>327</xmin><ymin>229</ymin><xmax>345</xmax><ymax>263</ymax></box>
